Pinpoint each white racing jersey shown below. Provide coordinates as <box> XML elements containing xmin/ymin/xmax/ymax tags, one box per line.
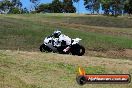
<box><xmin>53</xmin><ymin>34</ymin><xmax>71</xmax><ymax>47</ymax></box>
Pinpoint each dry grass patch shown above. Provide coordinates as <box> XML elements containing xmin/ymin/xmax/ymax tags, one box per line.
<box><xmin>0</xmin><ymin>50</ymin><xmax>132</xmax><ymax>88</ymax></box>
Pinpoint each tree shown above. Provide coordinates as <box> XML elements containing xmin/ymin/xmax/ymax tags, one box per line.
<box><xmin>63</xmin><ymin>0</ymin><xmax>76</xmax><ymax>13</ymax></box>
<box><xmin>9</xmin><ymin>7</ymin><xmax>21</xmax><ymax>14</ymax></box>
<box><xmin>30</xmin><ymin>0</ymin><xmax>40</xmax><ymax>10</ymax></box>
<box><xmin>22</xmin><ymin>7</ymin><xmax>29</xmax><ymax>13</ymax></box>
<box><xmin>35</xmin><ymin>0</ymin><xmax>62</xmax><ymax>13</ymax></box>
<box><xmin>109</xmin><ymin>0</ymin><xmax>126</xmax><ymax>16</ymax></box>
<box><xmin>36</xmin><ymin>3</ymin><xmax>51</xmax><ymax>13</ymax></box>
<box><xmin>12</xmin><ymin>0</ymin><xmax>22</xmax><ymax>8</ymax></box>
<box><xmin>84</xmin><ymin>0</ymin><xmax>100</xmax><ymax>14</ymax></box>
<box><xmin>11</xmin><ymin>0</ymin><xmax>22</xmax><ymax>13</ymax></box>
<box><xmin>0</xmin><ymin>0</ymin><xmax>13</xmax><ymax>14</ymax></box>
<box><xmin>35</xmin><ymin>0</ymin><xmax>76</xmax><ymax>13</ymax></box>
<box><xmin>124</xmin><ymin>0</ymin><xmax>132</xmax><ymax>15</ymax></box>
<box><xmin>73</xmin><ymin>0</ymin><xmax>80</xmax><ymax>14</ymax></box>
<box><xmin>73</xmin><ymin>0</ymin><xmax>80</xmax><ymax>2</ymax></box>
<box><xmin>101</xmin><ymin>0</ymin><xmax>113</xmax><ymax>15</ymax></box>
<box><xmin>0</xmin><ymin>0</ymin><xmax>23</xmax><ymax>14</ymax></box>
<box><xmin>51</xmin><ymin>0</ymin><xmax>63</xmax><ymax>13</ymax></box>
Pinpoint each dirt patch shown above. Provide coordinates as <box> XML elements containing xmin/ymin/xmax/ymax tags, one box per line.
<box><xmin>87</xmin><ymin>49</ymin><xmax>132</xmax><ymax>59</ymax></box>
<box><xmin>107</xmin><ymin>49</ymin><xmax>132</xmax><ymax>58</ymax></box>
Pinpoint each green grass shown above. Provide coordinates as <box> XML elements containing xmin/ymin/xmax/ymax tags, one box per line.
<box><xmin>0</xmin><ymin>51</ymin><xmax>106</xmax><ymax>88</ymax></box>
<box><xmin>8</xmin><ymin>13</ymin><xmax>132</xmax><ymax>28</ymax></box>
<box><xmin>0</xmin><ymin>14</ymin><xmax>132</xmax><ymax>57</ymax></box>
<box><xmin>0</xmin><ymin>14</ymin><xmax>132</xmax><ymax>88</ymax></box>
<box><xmin>0</xmin><ymin>50</ymin><xmax>132</xmax><ymax>88</ymax></box>
<box><xmin>67</xmin><ymin>16</ymin><xmax>132</xmax><ymax>28</ymax></box>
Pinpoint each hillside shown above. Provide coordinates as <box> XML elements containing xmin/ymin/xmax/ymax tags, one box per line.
<box><xmin>0</xmin><ymin>14</ymin><xmax>132</xmax><ymax>58</ymax></box>
<box><xmin>0</xmin><ymin>50</ymin><xmax>132</xmax><ymax>88</ymax></box>
<box><xmin>0</xmin><ymin>14</ymin><xmax>132</xmax><ymax>88</ymax></box>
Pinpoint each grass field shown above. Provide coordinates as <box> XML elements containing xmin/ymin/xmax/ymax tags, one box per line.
<box><xmin>0</xmin><ymin>14</ymin><xmax>132</xmax><ymax>88</ymax></box>
<box><xmin>0</xmin><ymin>50</ymin><xmax>132</xmax><ymax>88</ymax></box>
<box><xmin>0</xmin><ymin>14</ymin><xmax>132</xmax><ymax>58</ymax></box>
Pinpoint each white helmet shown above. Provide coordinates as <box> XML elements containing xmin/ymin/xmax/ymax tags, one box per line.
<box><xmin>53</xmin><ymin>30</ymin><xmax>61</xmax><ymax>38</ymax></box>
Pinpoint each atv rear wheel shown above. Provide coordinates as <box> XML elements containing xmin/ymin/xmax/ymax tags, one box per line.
<box><xmin>71</xmin><ymin>44</ymin><xmax>85</xmax><ymax>56</ymax></box>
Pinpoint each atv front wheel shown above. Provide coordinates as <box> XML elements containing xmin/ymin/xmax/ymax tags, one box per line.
<box><xmin>40</xmin><ymin>44</ymin><xmax>52</xmax><ymax>52</ymax></box>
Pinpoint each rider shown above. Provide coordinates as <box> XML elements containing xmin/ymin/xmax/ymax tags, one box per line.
<box><xmin>48</xmin><ymin>30</ymin><xmax>71</xmax><ymax>52</ymax></box>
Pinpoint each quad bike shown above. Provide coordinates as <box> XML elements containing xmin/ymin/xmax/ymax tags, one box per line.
<box><xmin>40</xmin><ymin>37</ymin><xmax>85</xmax><ymax>56</ymax></box>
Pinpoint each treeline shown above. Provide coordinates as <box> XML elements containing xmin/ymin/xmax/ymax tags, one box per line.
<box><xmin>0</xmin><ymin>0</ymin><xmax>28</xmax><ymax>14</ymax></box>
<box><xmin>0</xmin><ymin>0</ymin><xmax>132</xmax><ymax>16</ymax></box>
<box><xmin>0</xmin><ymin>0</ymin><xmax>76</xmax><ymax>14</ymax></box>
<box><xmin>36</xmin><ymin>0</ymin><xmax>76</xmax><ymax>13</ymax></box>
<box><xmin>83</xmin><ymin>0</ymin><xmax>132</xmax><ymax>16</ymax></box>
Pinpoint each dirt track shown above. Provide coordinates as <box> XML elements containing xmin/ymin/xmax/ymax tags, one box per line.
<box><xmin>87</xmin><ymin>49</ymin><xmax>132</xmax><ymax>59</ymax></box>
